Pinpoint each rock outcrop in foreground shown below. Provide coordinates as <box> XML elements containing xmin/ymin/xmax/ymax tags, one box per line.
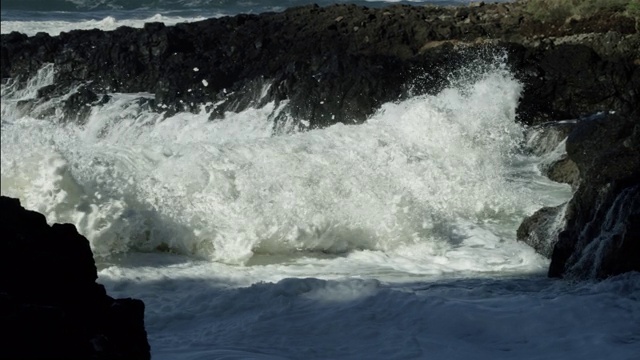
<box><xmin>519</xmin><ymin>113</ymin><xmax>639</xmax><ymax>278</ymax></box>
<box><xmin>0</xmin><ymin>196</ymin><xmax>150</xmax><ymax>359</ymax></box>
<box><xmin>548</xmin><ymin>114</ymin><xmax>639</xmax><ymax>278</ymax></box>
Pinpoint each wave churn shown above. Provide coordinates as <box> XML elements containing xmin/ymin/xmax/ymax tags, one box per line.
<box><xmin>1</xmin><ymin>57</ymin><xmax>558</xmax><ymax>269</ymax></box>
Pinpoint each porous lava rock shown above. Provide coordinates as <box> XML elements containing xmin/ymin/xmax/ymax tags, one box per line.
<box><xmin>1</xmin><ymin>2</ymin><xmax>638</xmax><ymax>128</ymax></box>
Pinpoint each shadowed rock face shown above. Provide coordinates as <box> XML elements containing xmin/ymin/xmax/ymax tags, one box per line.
<box><xmin>548</xmin><ymin>113</ymin><xmax>640</xmax><ymax>279</ymax></box>
<box><xmin>0</xmin><ymin>196</ymin><xmax>150</xmax><ymax>359</ymax></box>
<box><xmin>520</xmin><ymin>112</ymin><xmax>639</xmax><ymax>279</ymax></box>
<box><xmin>1</xmin><ymin>3</ymin><xmax>638</xmax><ymax>128</ymax></box>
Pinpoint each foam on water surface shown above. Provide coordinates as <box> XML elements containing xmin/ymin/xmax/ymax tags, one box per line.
<box><xmin>98</xmin><ymin>258</ymin><xmax>640</xmax><ymax>360</ymax></box>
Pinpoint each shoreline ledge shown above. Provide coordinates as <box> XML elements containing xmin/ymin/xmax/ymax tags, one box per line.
<box><xmin>0</xmin><ymin>1</ymin><xmax>638</xmax><ymax>282</ymax></box>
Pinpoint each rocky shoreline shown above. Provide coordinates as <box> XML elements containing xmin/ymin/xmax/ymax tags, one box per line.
<box><xmin>2</xmin><ymin>2</ymin><xmax>638</xmax><ymax>128</ymax></box>
<box><xmin>0</xmin><ymin>0</ymin><xmax>638</xmax><ymax>325</ymax></box>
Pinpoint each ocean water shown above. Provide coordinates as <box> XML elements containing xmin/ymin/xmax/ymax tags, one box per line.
<box><xmin>1</xmin><ymin>0</ymin><xmax>514</xmax><ymax>35</ymax></box>
<box><xmin>2</xmin><ymin>1</ymin><xmax>640</xmax><ymax>359</ymax></box>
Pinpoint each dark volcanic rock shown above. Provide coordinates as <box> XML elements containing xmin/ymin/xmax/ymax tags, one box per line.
<box><xmin>520</xmin><ymin>113</ymin><xmax>640</xmax><ymax>279</ymax></box>
<box><xmin>512</xmin><ymin>43</ymin><xmax>640</xmax><ymax>124</ymax></box>
<box><xmin>548</xmin><ymin>113</ymin><xmax>640</xmax><ymax>279</ymax></box>
<box><xmin>1</xmin><ymin>3</ymin><xmax>638</xmax><ymax>127</ymax></box>
<box><xmin>0</xmin><ymin>196</ymin><xmax>150</xmax><ymax>359</ymax></box>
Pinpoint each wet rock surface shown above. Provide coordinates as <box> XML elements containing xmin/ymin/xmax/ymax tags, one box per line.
<box><xmin>548</xmin><ymin>113</ymin><xmax>640</xmax><ymax>278</ymax></box>
<box><xmin>543</xmin><ymin>155</ymin><xmax>580</xmax><ymax>187</ymax></box>
<box><xmin>520</xmin><ymin>112</ymin><xmax>639</xmax><ymax>279</ymax></box>
<box><xmin>0</xmin><ymin>196</ymin><xmax>151</xmax><ymax>359</ymax></box>
<box><xmin>517</xmin><ymin>204</ymin><xmax>567</xmax><ymax>258</ymax></box>
<box><xmin>1</xmin><ymin>2</ymin><xmax>638</xmax><ymax>127</ymax></box>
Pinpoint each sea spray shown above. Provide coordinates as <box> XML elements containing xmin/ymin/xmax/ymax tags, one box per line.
<box><xmin>1</xmin><ymin>58</ymin><xmax>567</xmax><ymax>266</ymax></box>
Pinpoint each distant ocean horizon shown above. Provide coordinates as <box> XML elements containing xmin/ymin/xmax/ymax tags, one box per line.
<box><xmin>1</xmin><ymin>0</ymin><xmax>514</xmax><ymax>35</ymax></box>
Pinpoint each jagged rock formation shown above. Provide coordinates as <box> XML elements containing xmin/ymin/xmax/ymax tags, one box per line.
<box><xmin>519</xmin><ymin>112</ymin><xmax>639</xmax><ymax>279</ymax></box>
<box><xmin>1</xmin><ymin>2</ymin><xmax>638</xmax><ymax>128</ymax></box>
<box><xmin>0</xmin><ymin>196</ymin><xmax>150</xmax><ymax>359</ymax></box>
<box><xmin>547</xmin><ymin>113</ymin><xmax>640</xmax><ymax>278</ymax></box>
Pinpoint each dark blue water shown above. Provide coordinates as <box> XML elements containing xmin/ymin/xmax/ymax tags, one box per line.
<box><xmin>1</xmin><ymin>0</ymin><xmax>498</xmax><ymax>22</ymax></box>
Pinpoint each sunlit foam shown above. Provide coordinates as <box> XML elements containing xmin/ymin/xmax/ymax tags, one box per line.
<box><xmin>1</xmin><ymin>57</ymin><xmax>570</xmax><ymax>270</ymax></box>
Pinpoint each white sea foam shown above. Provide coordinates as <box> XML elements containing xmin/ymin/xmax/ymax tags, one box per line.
<box><xmin>1</xmin><ymin>61</ymin><xmax>567</xmax><ymax>268</ymax></box>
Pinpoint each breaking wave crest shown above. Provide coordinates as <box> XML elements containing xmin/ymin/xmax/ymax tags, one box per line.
<box><xmin>1</xmin><ymin>58</ymin><xmax>559</xmax><ymax>265</ymax></box>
